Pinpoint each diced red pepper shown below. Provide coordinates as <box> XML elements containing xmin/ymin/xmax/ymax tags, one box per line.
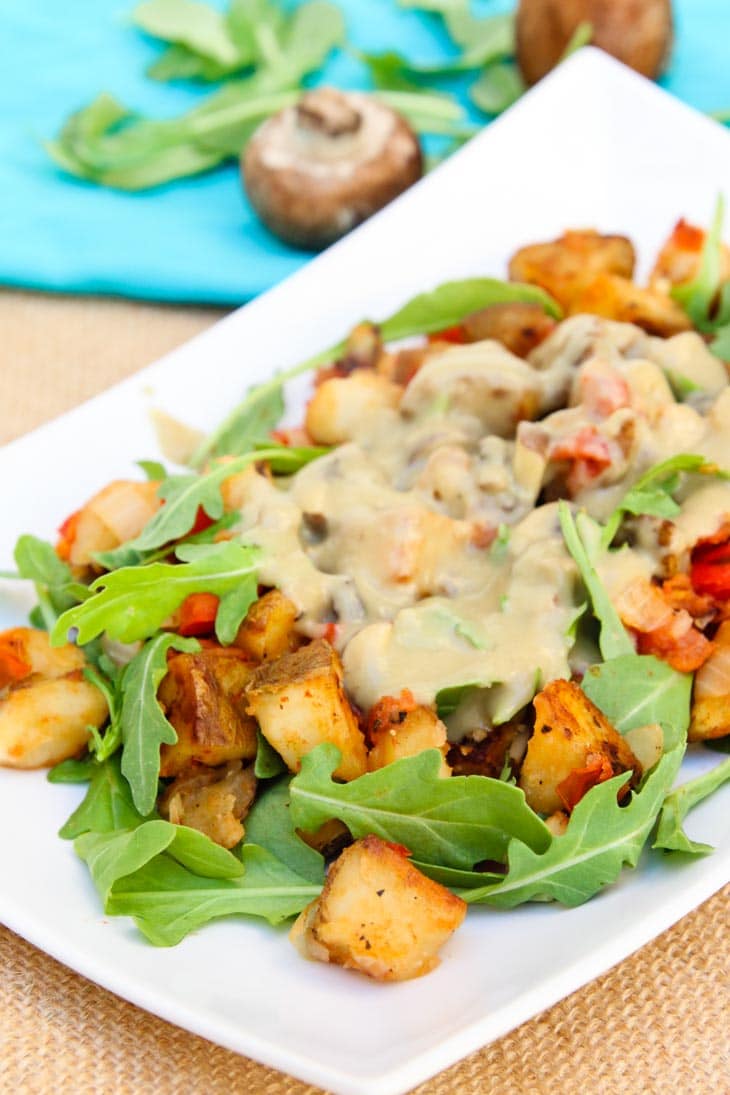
<box><xmin>427</xmin><ymin>324</ymin><xmax>466</xmax><ymax>345</ymax></box>
<box><xmin>691</xmin><ymin>537</ymin><xmax>730</xmax><ymax>599</ymax></box>
<box><xmin>190</xmin><ymin>506</ymin><xmax>215</xmax><ymax>536</ymax></box>
<box><xmin>365</xmin><ymin>690</ymin><xmax>418</xmax><ymax>740</ymax></box>
<box><xmin>56</xmin><ymin>508</ymin><xmax>81</xmax><ymax>561</ymax></box>
<box><xmin>178</xmin><ymin>593</ymin><xmax>220</xmax><ymax>637</ymax></box>
<box><xmin>0</xmin><ymin>639</ymin><xmax>32</xmax><ymax>690</ymax></box>
<box><xmin>556</xmin><ymin>756</ymin><xmax>615</xmax><ymax>812</ymax></box>
<box><xmin>321</xmin><ymin>622</ymin><xmax>340</xmax><ymax>644</ymax></box>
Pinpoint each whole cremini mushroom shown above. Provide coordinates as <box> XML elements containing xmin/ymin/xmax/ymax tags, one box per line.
<box><xmin>242</xmin><ymin>87</ymin><xmax>423</xmax><ymax>250</ymax></box>
<box><xmin>516</xmin><ymin>0</ymin><xmax>673</xmax><ymax>86</ymax></box>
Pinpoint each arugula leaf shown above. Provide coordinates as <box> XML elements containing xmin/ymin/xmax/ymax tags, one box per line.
<box><xmin>47</xmin><ymin>756</ymin><xmax>97</xmax><ymax>784</ymax></box>
<box><xmin>377</xmin><ymin>277</ymin><xmax>562</xmax><ymax>339</ymax></box>
<box><xmin>559</xmin><ymin>503</ymin><xmax>634</xmax><ymax>661</ymax></box>
<box><xmin>414</xmin><ymin>861</ymin><xmax>504</xmax><ymax>889</ymax></box>
<box><xmin>254</xmin><ymin>729</ymin><xmax>287</xmax><ymax>780</ymax></box>
<box><xmin>59</xmin><ymin>756</ymin><xmax>144</xmax><ymax>839</ymax></box>
<box><xmin>290</xmin><ymin>744</ymin><xmax>551</xmax><ymax>869</ymax></box>
<box><xmin>464</xmin><ymin>745</ymin><xmax>684</xmax><ymax>907</ymax></box>
<box><xmin>435</xmin><ymin>682</ymin><xmax>481</xmax><ymax>718</ymax></box>
<box><xmin>137</xmin><ymin>459</ymin><xmax>167</xmax><ymax>481</ymax></box>
<box><xmin>94</xmin><ymin>509</ymin><xmax>239</xmax><ymax>571</ymax></box>
<box><xmin>601</xmin><ymin>454</ymin><xmax>729</xmax><ymax>549</ymax></box>
<box><xmin>147</xmin><ymin>43</ymin><xmax>237</xmax><ymax>82</ymax></box>
<box><xmin>76</xmin><ymin>821</ymin><xmax>175</xmax><ymax>901</ymax></box>
<box><xmin>190</xmin><ymin>385</ymin><xmax>284</xmax><ymax>466</ymax></box>
<box><xmin>52</xmin><ymin>542</ymin><xmax>259</xmax><ymax>646</ymax></box>
<box><xmin>133</xmin><ymin>0</ymin><xmax>244</xmax><ymax>68</ymax></box>
<box><xmin>119</xmin><ymin>633</ymin><xmax>200</xmax><ymax>815</ymax></box>
<box><xmin>106</xmin><ymin>844</ymin><xmax>321</xmax><ymax>945</ymax></box>
<box><xmin>165</xmin><ymin>824</ymin><xmax>246</xmax><ymax>878</ymax></box>
<box><xmin>664</xmin><ymin>369</ymin><xmax>702</xmax><ymax>400</ymax></box>
<box><xmin>13</xmin><ymin>534</ymin><xmax>80</xmax><ymax>629</ymax></box>
<box><xmin>710</xmin><ymin>323</ymin><xmax>730</xmax><ymax>361</ymax></box>
<box><xmin>560</xmin><ymin>20</ymin><xmax>593</xmax><ymax>59</ymax></box>
<box><xmin>83</xmin><ymin>663</ymin><xmax>124</xmax><ymax>761</ymax></box>
<box><xmin>672</xmin><ymin>195</ymin><xmax>726</xmax><ymax>331</ymax></box>
<box><xmin>470</xmin><ymin>62</ymin><xmax>524</xmax><ymax>115</ymax></box>
<box><xmin>653</xmin><ymin>755</ymin><xmax>730</xmax><ymax>855</ymax></box>
<box><xmin>244</xmin><ymin>775</ymin><xmax>325</xmax><ymax>884</ymax></box>
<box><xmin>582</xmin><ymin>655</ymin><xmax>691</xmax><ymax>754</ymax></box>
<box><xmin>101</xmin><ymin>446</ymin><xmax>322</xmax><ymax>558</ymax></box>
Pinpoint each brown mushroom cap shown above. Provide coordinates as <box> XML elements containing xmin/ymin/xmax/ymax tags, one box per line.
<box><xmin>242</xmin><ymin>87</ymin><xmax>423</xmax><ymax>251</ymax></box>
<box><xmin>516</xmin><ymin>0</ymin><xmax>673</xmax><ymax>86</ymax></box>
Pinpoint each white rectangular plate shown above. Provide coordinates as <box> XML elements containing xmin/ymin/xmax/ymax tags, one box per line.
<box><xmin>1</xmin><ymin>50</ymin><xmax>729</xmax><ymax>1095</ymax></box>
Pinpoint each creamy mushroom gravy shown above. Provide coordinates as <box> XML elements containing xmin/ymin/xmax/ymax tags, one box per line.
<box><xmin>230</xmin><ymin>315</ymin><xmax>730</xmax><ymax>731</ymax></box>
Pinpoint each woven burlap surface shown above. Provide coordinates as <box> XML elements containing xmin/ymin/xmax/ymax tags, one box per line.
<box><xmin>1</xmin><ymin>288</ymin><xmax>728</xmax><ymax>1095</ymax></box>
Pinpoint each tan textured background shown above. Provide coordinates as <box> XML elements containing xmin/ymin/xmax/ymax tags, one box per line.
<box><xmin>0</xmin><ymin>287</ymin><xmax>728</xmax><ymax>1095</ymax></box>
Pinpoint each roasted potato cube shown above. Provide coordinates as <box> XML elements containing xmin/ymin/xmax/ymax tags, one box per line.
<box><xmin>447</xmin><ymin>723</ymin><xmax>529</xmax><ymax>780</ymax></box>
<box><xmin>0</xmin><ymin>628</ymin><xmax>108</xmax><ymax>769</ymax></box>
<box><xmin>290</xmin><ymin>835</ymin><xmax>466</xmax><ymax>981</ymax></box>
<box><xmin>461</xmin><ymin>302</ymin><xmax>556</xmax><ymax>358</ymax></box>
<box><xmin>519</xmin><ymin>679</ymin><xmax>641</xmax><ymax>814</ymax></box>
<box><xmin>234</xmin><ymin>590</ymin><xmax>300</xmax><ymax>662</ymax></box>
<box><xmin>245</xmin><ymin>639</ymin><xmax>367</xmax><ymax>781</ymax></box>
<box><xmin>367</xmin><ymin>699</ymin><xmax>450</xmax><ymax>776</ymax></box>
<box><xmin>508</xmin><ymin>230</ymin><xmax>636</xmax><ymax>311</ymax></box>
<box><xmin>159</xmin><ymin>760</ymin><xmax>257</xmax><ymax>848</ymax></box>
<box><xmin>305</xmin><ymin>371</ymin><xmax>401</xmax><ymax>445</ymax></box>
<box><xmin>158</xmin><ymin>647</ymin><xmax>258</xmax><ymax>778</ymax></box>
<box><xmin>689</xmin><ymin>620</ymin><xmax>730</xmax><ymax>741</ymax></box>
<box><xmin>567</xmin><ymin>274</ymin><xmax>692</xmax><ymax>337</ymax></box>
<box><xmin>57</xmin><ymin>479</ymin><xmax>162</xmax><ymax>570</ymax></box>
<box><xmin>0</xmin><ymin>676</ymin><xmax>108</xmax><ymax>769</ymax></box>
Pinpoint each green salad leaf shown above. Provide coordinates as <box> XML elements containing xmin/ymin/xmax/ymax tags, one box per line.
<box><xmin>59</xmin><ymin>756</ymin><xmax>145</xmax><ymax>839</ymax></box>
<box><xmin>119</xmin><ymin>633</ymin><xmax>200</xmax><ymax>815</ymax></box>
<box><xmin>48</xmin><ymin>757</ymin><xmax>97</xmax><ymax>784</ymax></box>
<box><xmin>13</xmin><ymin>534</ymin><xmax>81</xmax><ymax>629</ymax></box>
<box><xmin>76</xmin><ymin>821</ymin><xmax>176</xmax><ymax>901</ymax></box>
<box><xmin>52</xmin><ymin>542</ymin><xmax>259</xmax><ymax>646</ymax></box>
<box><xmin>653</xmin><ymin>755</ymin><xmax>730</xmax><ymax>855</ymax></box>
<box><xmin>253</xmin><ymin>730</ymin><xmax>288</xmax><ymax>780</ymax></box>
<box><xmin>94</xmin><ymin>509</ymin><xmax>239</xmax><ymax>571</ymax></box>
<box><xmin>244</xmin><ymin>776</ymin><xmax>325</xmax><ymax>884</ymax></box>
<box><xmin>601</xmin><ymin>454</ymin><xmax>729</xmax><ymax>548</ymax></box>
<box><xmin>290</xmin><ymin>744</ymin><xmax>551</xmax><ymax>870</ymax></box>
<box><xmin>672</xmin><ymin>196</ymin><xmax>726</xmax><ymax>332</ymax></box>
<box><xmin>470</xmin><ymin>62</ymin><xmax>524</xmax><ymax>115</ymax></box>
<box><xmin>464</xmin><ymin>745</ymin><xmax>684</xmax><ymax>907</ymax></box>
<box><xmin>105</xmin><ymin>844</ymin><xmax>321</xmax><ymax>945</ymax></box>
<box><xmin>582</xmin><ymin>654</ymin><xmax>692</xmax><ymax>754</ymax></box>
<box><xmin>133</xmin><ymin>0</ymin><xmax>244</xmax><ymax>69</ymax></box>
<box><xmin>559</xmin><ymin>503</ymin><xmax>634</xmax><ymax>661</ymax></box>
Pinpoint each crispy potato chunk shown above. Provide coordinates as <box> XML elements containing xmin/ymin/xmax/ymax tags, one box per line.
<box><xmin>367</xmin><ymin>699</ymin><xmax>450</xmax><ymax>776</ymax></box>
<box><xmin>447</xmin><ymin>723</ymin><xmax>529</xmax><ymax>780</ymax></box>
<box><xmin>508</xmin><ymin>230</ymin><xmax>635</xmax><ymax>310</ymax></box>
<box><xmin>245</xmin><ymin>639</ymin><xmax>367</xmax><ymax>781</ymax></box>
<box><xmin>519</xmin><ymin>679</ymin><xmax>641</xmax><ymax>814</ymax></box>
<box><xmin>234</xmin><ymin>590</ymin><xmax>300</xmax><ymax>662</ymax></box>
<box><xmin>567</xmin><ymin>274</ymin><xmax>692</xmax><ymax>337</ymax></box>
<box><xmin>305</xmin><ymin>372</ymin><xmax>401</xmax><ymax>445</ymax></box>
<box><xmin>689</xmin><ymin>620</ymin><xmax>730</xmax><ymax>741</ymax></box>
<box><xmin>0</xmin><ymin>629</ymin><xmax>108</xmax><ymax>768</ymax></box>
<box><xmin>159</xmin><ymin>761</ymin><xmax>257</xmax><ymax>848</ymax></box>
<box><xmin>57</xmin><ymin>479</ymin><xmax>162</xmax><ymax>569</ymax></box>
<box><xmin>158</xmin><ymin>647</ymin><xmax>258</xmax><ymax>778</ymax></box>
<box><xmin>290</xmin><ymin>835</ymin><xmax>466</xmax><ymax>981</ymax></box>
<box><xmin>461</xmin><ymin>302</ymin><xmax>556</xmax><ymax>357</ymax></box>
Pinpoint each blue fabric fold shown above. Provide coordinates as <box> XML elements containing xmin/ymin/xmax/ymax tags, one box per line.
<box><xmin>0</xmin><ymin>0</ymin><xmax>727</xmax><ymax>305</ymax></box>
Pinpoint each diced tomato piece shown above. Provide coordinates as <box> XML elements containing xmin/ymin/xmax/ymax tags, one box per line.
<box><xmin>56</xmin><ymin>508</ymin><xmax>81</xmax><ymax>561</ymax></box>
<box><xmin>427</xmin><ymin>324</ymin><xmax>466</xmax><ymax>345</ymax></box>
<box><xmin>178</xmin><ymin>593</ymin><xmax>220</xmax><ymax>637</ymax></box>
<box><xmin>321</xmin><ymin>622</ymin><xmax>340</xmax><ymax>644</ymax></box>
<box><xmin>661</xmin><ymin>574</ymin><xmax>715</xmax><ymax>618</ymax></box>
<box><xmin>691</xmin><ymin>537</ymin><xmax>730</xmax><ymax>599</ymax></box>
<box><xmin>556</xmin><ymin>756</ymin><xmax>615</xmax><ymax>813</ymax></box>
<box><xmin>365</xmin><ymin>690</ymin><xmax>419</xmax><ymax>740</ymax></box>
<box><xmin>671</xmin><ymin>219</ymin><xmax>705</xmax><ymax>253</ymax></box>
<box><xmin>549</xmin><ymin>427</ymin><xmax>613</xmax><ymax>494</ymax></box>
<box><xmin>578</xmin><ymin>371</ymin><xmax>630</xmax><ymax>418</ymax></box>
<box><xmin>189</xmin><ymin>506</ymin><xmax>215</xmax><ymax>536</ymax></box>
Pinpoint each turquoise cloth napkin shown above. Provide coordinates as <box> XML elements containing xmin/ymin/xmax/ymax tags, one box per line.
<box><xmin>0</xmin><ymin>0</ymin><xmax>728</xmax><ymax>305</ymax></box>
